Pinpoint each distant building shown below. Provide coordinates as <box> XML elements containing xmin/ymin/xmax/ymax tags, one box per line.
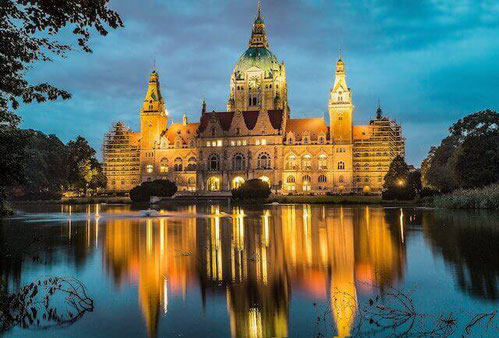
<box><xmin>103</xmin><ymin>4</ymin><xmax>405</xmax><ymax>194</ymax></box>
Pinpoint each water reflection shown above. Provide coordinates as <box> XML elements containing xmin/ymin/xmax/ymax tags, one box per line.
<box><xmin>100</xmin><ymin>205</ymin><xmax>407</xmax><ymax>337</ymax></box>
<box><xmin>1</xmin><ymin>204</ymin><xmax>498</xmax><ymax>337</ymax></box>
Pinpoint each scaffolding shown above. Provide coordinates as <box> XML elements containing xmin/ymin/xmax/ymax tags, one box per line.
<box><xmin>353</xmin><ymin>117</ymin><xmax>405</xmax><ymax>193</ymax></box>
<box><xmin>102</xmin><ymin>122</ymin><xmax>141</xmax><ymax>192</ymax></box>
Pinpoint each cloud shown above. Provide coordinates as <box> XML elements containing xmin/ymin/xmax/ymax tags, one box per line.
<box><xmin>18</xmin><ymin>0</ymin><xmax>499</xmax><ymax>165</ymax></box>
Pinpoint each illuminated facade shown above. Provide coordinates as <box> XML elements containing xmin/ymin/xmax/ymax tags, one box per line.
<box><xmin>103</xmin><ymin>4</ymin><xmax>405</xmax><ymax>194</ymax></box>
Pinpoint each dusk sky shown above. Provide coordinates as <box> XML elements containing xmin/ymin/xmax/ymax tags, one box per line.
<box><xmin>18</xmin><ymin>0</ymin><xmax>499</xmax><ymax>165</ymax></box>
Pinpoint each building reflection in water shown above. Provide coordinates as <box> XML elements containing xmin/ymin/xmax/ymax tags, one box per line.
<box><xmin>100</xmin><ymin>205</ymin><xmax>406</xmax><ymax>337</ymax></box>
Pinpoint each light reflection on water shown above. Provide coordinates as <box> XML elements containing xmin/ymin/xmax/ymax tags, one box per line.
<box><xmin>1</xmin><ymin>203</ymin><xmax>498</xmax><ymax>337</ymax></box>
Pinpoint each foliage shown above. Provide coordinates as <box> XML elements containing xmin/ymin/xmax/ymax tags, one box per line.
<box><xmin>0</xmin><ymin>0</ymin><xmax>123</xmax><ymax>126</ymax></box>
<box><xmin>433</xmin><ymin>183</ymin><xmax>499</xmax><ymax>210</ymax></box>
<box><xmin>3</xmin><ymin>130</ymin><xmax>105</xmax><ymax>201</ymax></box>
<box><xmin>232</xmin><ymin>179</ymin><xmax>271</xmax><ymax>200</ymax></box>
<box><xmin>129</xmin><ymin>180</ymin><xmax>178</xmax><ymax>203</ymax></box>
<box><xmin>0</xmin><ymin>276</ymin><xmax>93</xmax><ymax>332</ymax></box>
<box><xmin>422</xmin><ymin>110</ymin><xmax>499</xmax><ymax>192</ymax></box>
<box><xmin>382</xmin><ymin>156</ymin><xmax>418</xmax><ymax>200</ymax></box>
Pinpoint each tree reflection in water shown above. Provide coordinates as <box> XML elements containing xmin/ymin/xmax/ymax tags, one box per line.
<box><xmin>1</xmin><ymin>204</ymin><xmax>498</xmax><ymax>337</ymax></box>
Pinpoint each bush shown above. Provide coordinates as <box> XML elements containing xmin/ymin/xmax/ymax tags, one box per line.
<box><xmin>433</xmin><ymin>183</ymin><xmax>499</xmax><ymax>210</ymax></box>
<box><xmin>420</xmin><ymin>187</ymin><xmax>439</xmax><ymax>198</ymax></box>
<box><xmin>232</xmin><ymin>179</ymin><xmax>271</xmax><ymax>200</ymax></box>
<box><xmin>129</xmin><ymin>179</ymin><xmax>177</xmax><ymax>203</ymax></box>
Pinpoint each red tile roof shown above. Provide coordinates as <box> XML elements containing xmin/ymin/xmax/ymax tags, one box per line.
<box><xmin>285</xmin><ymin>118</ymin><xmax>328</xmax><ymax>141</ymax></box>
<box><xmin>199</xmin><ymin>111</ymin><xmax>234</xmax><ymax>132</ymax></box>
<box><xmin>163</xmin><ymin>122</ymin><xmax>199</xmax><ymax>143</ymax></box>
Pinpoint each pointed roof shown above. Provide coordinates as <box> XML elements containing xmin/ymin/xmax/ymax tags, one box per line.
<box><xmin>286</xmin><ymin>118</ymin><xmax>328</xmax><ymax>141</ymax></box>
<box><xmin>248</xmin><ymin>1</ymin><xmax>269</xmax><ymax>48</ymax></box>
<box><xmin>144</xmin><ymin>70</ymin><xmax>164</xmax><ymax>103</ymax></box>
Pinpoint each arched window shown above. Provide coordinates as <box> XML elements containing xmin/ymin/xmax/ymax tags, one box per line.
<box><xmin>257</xmin><ymin>152</ymin><xmax>271</xmax><ymax>169</ymax></box>
<box><xmin>187</xmin><ymin>177</ymin><xmax>195</xmax><ymax>185</ymax></box>
<box><xmin>286</xmin><ymin>155</ymin><xmax>297</xmax><ymax>170</ymax></box>
<box><xmin>232</xmin><ymin>176</ymin><xmax>245</xmax><ymax>189</ymax></box>
<box><xmin>186</xmin><ymin>157</ymin><xmax>197</xmax><ymax>171</ymax></box>
<box><xmin>174</xmin><ymin>157</ymin><xmax>183</xmax><ymax>171</ymax></box>
<box><xmin>302</xmin><ymin>175</ymin><xmax>311</xmax><ymax>191</ymax></box>
<box><xmin>286</xmin><ymin>175</ymin><xmax>296</xmax><ymax>183</ymax></box>
<box><xmin>339</xmin><ymin>175</ymin><xmax>344</xmax><ymax>183</ymax></box>
<box><xmin>259</xmin><ymin>176</ymin><xmax>270</xmax><ymax>186</ymax></box>
<box><xmin>160</xmin><ymin>158</ymin><xmax>168</xmax><ymax>173</ymax></box>
<box><xmin>337</xmin><ymin>161</ymin><xmax>345</xmax><ymax>170</ymax></box>
<box><xmin>318</xmin><ymin>136</ymin><xmax>325</xmax><ymax>144</ymax></box>
<box><xmin>146</xmin><ymin>164</ymin><xmax>153</xmax><ymax>173</ymax></box>
<box><xmin>209</xmin><ymin>154</ymin><xmax>219</xmax><ymax>171</ymax></box>
<box><xmin>233</xmin><ymin>153</ymin><xmax>245</xmax><ymax>170</ymax></box>
<box><xmin>318</xmin><ymin>175</ymin><xmax>327</xmax><ymax>183</ymax></box>
<box><xmin>302</xmin><ymin>154</ymin><xmax>312</xmax><ymax>170</ymax></box>
<box><xmin>318</xmin><ymin>154</ymin><xmax>327</xmax><ymax>170</ymax></box>
<box><xmin>303</xmin><ymin>136</ymin><xmax>309</xmax><ymax>144</ymax></box>
<box><xmin>207</xmin><ymin>176</ymin><xmax>220</xmax><ymax>191</ymax></box>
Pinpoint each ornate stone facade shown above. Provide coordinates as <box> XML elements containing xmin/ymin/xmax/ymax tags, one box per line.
<box><xmin>103</xmin><ymin>4</ymin><xmax>405</xmax><ymax>195</ymax></box>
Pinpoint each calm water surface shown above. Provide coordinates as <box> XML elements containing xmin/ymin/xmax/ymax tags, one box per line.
<box><xmin>1</xmin><ymin>203</ymin><xmax>498</xmax><ymax>337</ymax></box>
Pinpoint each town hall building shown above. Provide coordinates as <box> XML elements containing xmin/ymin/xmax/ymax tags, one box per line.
<box><xmin>103</xmin><ymin>4</ymin><xmax>405</xmax><ymax>195</ymax></box>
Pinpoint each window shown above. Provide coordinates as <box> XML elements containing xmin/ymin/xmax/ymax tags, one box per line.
<box><xmin>211</xmin><ymin>127</ymin><xmax>216</xmax><ymax>136</ymax></box>
<box><xmin>337</xmin><ymin>161</ymin><xmax>345</xmax><ymax>170</ymax></box>
<box><xmin>232</xmin><ymin>176</ymin><xmax>245</xmax><ymax>189</ymax></box>
<box><xmin>231</xmin><ymin>140</ymin><xmax>235</xmax><ymax>146</ymax></box>
<box><xmin>259</xmin><ymin>176</ymin><xmax>270</xmax><ymax>186</ymax></box>
<box><xmin>209</xmin><ymin>154</ymin><xmax>219</xmax><ymax>171</ymax></box>
<box><xmin>318</xmin><ymin>136</ymin><xmax>325</xmax><ymax>144</ymax></box>
<box><xmin>286</xmin><ymin>155</ymin><xmax>297</xmax><ymax>170</ymax></box>
<box><xmin>174</xmin><ymin>157</ymin><xmax>183</xmax><ymax>171</ymax></box>
<box><xmin>257</xmin><ymin>153</ymin><xmax>271</xmax><ymax>169</ymax></box>
<box><xmin>206</xmin><ymin>141</ymin><xmax>211</xmax><ymax>147</ymax></box>
<box><xmin>189</xmin><ymin>140</ymin><xmax>195</xmax><ymax>147</ymax></box>
<box><xmin>207</xmin><ymin>176</ymin><xmax>220</xmax><ymax>191</ymax></box>
<box><xmin>146</xmin><ymin>164</ymin><xmax>153</xmax><ymax>173</ymax></box>
<box><xmin>318</xmin><ymin>154</ymin><xmax>327</xmax><ymax>170</ymax></box>
<box><xmin>188</xmin><ymin>177</ymin><xmax>195</xmax><ymax>185</ymax></box>
<box><xmin>339</xmin><ymin>175</ymin><xmax>344</xmax><ymax>183</ymax></box>
<box><xmin>302</xmin><ymin>175</ymin><xmax>311</xmax><ymax>191</ymax></box>
<box><xmin>286</xmin><ymin>175</ymin><xmax>296</xmax><ymax>183</ymax></box>
<box><xmin>242</xmin><ymin>140</ymin><xmax>247</xmax><ymax>146</ymax></box>
<box><xmin>233</xmin><ymin>153</ymin><xmax>245</xmax><ymax>170</ymax></box>
<box><xmin>186</xmin><ymin>157</ymin><xmax>197</xmax><ymax>171</ymax></box>
<box><xmin>160</xmin><ymin>158</ymin><xmax>168</xmax><ymax>173</ymax></box>
<box><xmin>303</xmin><ymin>136</ymin><xmax>309</xmax><ymax>144</ymax></box>
<box><xmin>318</xmin><ymin>175</ymin><xmax>327</xmax><ymax>183</ymax></box>
<box><xmin>255</xmin><ymin>139</ymin><xmax>260</xmax><ymax>146</ymax></box>
<box><xmin>261</xmin><ymin>139</ymin><xmax>267</xmax><ymax>145</ymax></box>
<box><xmin>217</xmin><ymin>140</ymin><xmax>222</xmax><ymax>147</ymax></box>
<box><xmin>302</xmin><ymin>154</ymin><xmax>312</xmax><ymax>170</ymax></box>
<box><xmin>236</xmin><ymin>128</ymin><xmax>240</xmax><ymax>135</ymax></box>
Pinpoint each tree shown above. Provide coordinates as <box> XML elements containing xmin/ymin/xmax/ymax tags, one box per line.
<box><xmin>130</xmin><ymin>180</ymin><xmax>178</xmax><ymax>203</ymax></box>
<box><xmin>0</xmin><ymin>128</ymin><xmax>25</xmax><ymax>213</ymax></box>
<box><xmin>1</xmin><ymin>0</ymin><xmax>123</xmax><ymax>126</ymax></box>
<box><xmin>232</xmin><ymin>179</ymin><xmax>271</xmax><ymax>200</ymax></box>
<box><xmin>455</xmin><ymin>130</ymin><xmax>499</xmax><ymax>188</ymax></box>
<box><xmin>421</xmin><ymin>110</ymin><xmax>499</xmax><ymax>192</ymax></box>
<box><xmin>67</xmin><ymin>136</ymin><xmax>105</xmax><ymax>194</ymax></box>
<box><xmin>382</xmin><ymin>155</ymin><xmax>416</xmax><ymax>200</ymax></box>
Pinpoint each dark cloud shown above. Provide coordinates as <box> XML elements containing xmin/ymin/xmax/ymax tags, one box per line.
<box><xmin>18</xmin><ymin>0</ymin><xmax>499</xmax><ymax>165</ymax></box>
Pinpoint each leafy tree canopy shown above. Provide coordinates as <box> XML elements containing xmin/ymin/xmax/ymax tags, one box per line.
<box><xmin>383</xmin><ymin>155</ymin><xmax>418</xmax><ymax>200</ymax></box>
<box><xmin>422</xmin><ymin>110</ymin><xmax>499</xmax><ymax>191</ymax></box>
<box><xmin>1</xmin><ymin>0</ymin><xmax>123</xmax><ymax>126</ymax></box>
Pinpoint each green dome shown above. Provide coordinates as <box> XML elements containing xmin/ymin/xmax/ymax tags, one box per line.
<box><xmin>233</xmin><ymin>47</ymin><xmax>280</xmax><ymax>79</ymax></box>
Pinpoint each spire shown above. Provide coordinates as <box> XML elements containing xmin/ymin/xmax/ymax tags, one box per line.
<box><xmin>248</xmin><ymin>0</ymin><xmax>269</xmax><ymax>48</ymax></box>
<box><xmin>202</xmin><ymin>98</ymin><xmax>207</xmax><ymax>114</ymax></box>
<box><xmin>376</xmin><ymin>100</ymin><xmax>383</xmax><ymax>119</ymax></box>
<box><xmin>143</xmin><ymin>69</ymin><xmax>165</xmax><ymax>112</ymax></box>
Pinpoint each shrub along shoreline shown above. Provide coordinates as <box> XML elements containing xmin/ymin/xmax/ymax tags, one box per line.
<box><xmin>433</xmin><ymin>184</ymin><xmax>499</xmax><ymax>210</ymax></box>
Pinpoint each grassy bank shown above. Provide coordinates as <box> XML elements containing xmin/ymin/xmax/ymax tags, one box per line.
<box><xmin>268</xmin><ymin>195</ymin><xmax>382</xmax><ymax>204</ymax></box>
<box><xmin>434</xmin><ymin>184</ymin><xmax>499</xmax><ymax>210</ymax></box>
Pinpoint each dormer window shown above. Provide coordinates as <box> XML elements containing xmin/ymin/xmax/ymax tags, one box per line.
<box><xmin>211</xmin><ymin>127</ymin><xmax>216</xmax><ymax>136</ymax></box>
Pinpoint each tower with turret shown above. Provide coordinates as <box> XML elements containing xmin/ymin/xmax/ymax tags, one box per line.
<box><xmin>328</xmin><ymin>58</ymin><xmax>354</xmax><ymax>143</ymax></box>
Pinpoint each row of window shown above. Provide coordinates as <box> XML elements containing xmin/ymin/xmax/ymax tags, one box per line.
<box><xmin>285</xmin><ymin>154</ymin><xmax>345</xmax><ymax>170</ymax></box>
<box><xmin>205</xmin><ymin>139</ymin><xmax>267</xmax><ymax>147</ymax></box>
<box><xmin>286</xmin><ymin>174</ymin><xmax>344</xmax><ymax>184</ymax></box>
<box><xmin>208</xmin><ymin>153</ymin><xmax>271</xmax><ymax>171</ymax></box>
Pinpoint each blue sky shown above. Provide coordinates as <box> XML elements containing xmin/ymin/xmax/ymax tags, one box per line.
<box><xmin>18</xmin><ymin>0</ymin><xmax>499</xmax><ymax>165</ymax></box>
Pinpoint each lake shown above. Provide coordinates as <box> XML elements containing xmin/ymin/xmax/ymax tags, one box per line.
<box><xmin>1</xmin><ymin>203</ymin><xmax>498</xmax><ymax>337</ymax></box>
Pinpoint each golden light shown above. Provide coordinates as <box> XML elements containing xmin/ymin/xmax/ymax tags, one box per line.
<box><xmin>397</xmin><ymin>179</ymin><xmax>405</xmax><ymax>186</ymax></box>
